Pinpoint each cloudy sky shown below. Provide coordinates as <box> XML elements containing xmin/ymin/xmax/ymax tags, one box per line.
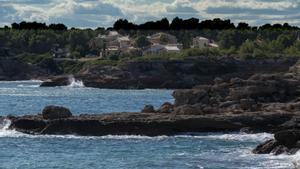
<box><xmin>0</xmin><ymin>0</ymin><xmax>299</xmax><ymax>28</ymax></box>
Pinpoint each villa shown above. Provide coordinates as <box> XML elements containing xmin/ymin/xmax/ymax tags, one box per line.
<box><xmin>145</xmin><ymin>32</ymin><xmax>183</xmax><ymax>54</ymax></box>
<box><xmin>96</xmin><ymin>31</ymin><xmax>136</xmax><ymax>56</ymax></box>
<box><xmin>147</xmin><ymin>32</ymin><xmax>178</xmax><ymax>45</ymax></box>
<box><xmin>192</xmin><ymin>36</ymin><xmax>219</xmax><ymax>48</ymax></box>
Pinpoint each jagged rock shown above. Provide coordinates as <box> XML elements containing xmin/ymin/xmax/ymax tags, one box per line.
<box><xmin>275</xmin><ymin>130</ymin><xmax>300</xmax><ymax>148</ymax></box>
<box><xmin>142</xmin><ymin>105</ymin><xmax>155</xmax><ymax>113</ymax></box>
<box><xmin>158</xmin><ymin>102</ymin><xmax>174</xmax><ymax>113</ymax></box>
<box><xmin>219</xmin><ymin>101</ymin><xmax>238</xmax><ymax>108</ymax></box>
<box><xmin>9</xmin><ymin>110</ymin><xmax>296</xmax><ymax>136</ymax></box>
<box><xmin>214</xmin><ymin>77</ymin><xmax>224</xmax><ymax>84</ymax></box>
<box><xmin>240</xmin><ymin>99</ymin><xmax>256</xmax><ymax>111</ymax></box>
<box><xmin>253</xmin><ymin>129</ymin><xmax>300</xmax><ymax>155</ymax></box>
<box><xmin>42</xmin><ymin>106</ymin><xmax>72</xmax><ymax>120</ymax></box>
<box><xmin>173</xmin><ymin>89</ymin><xmax>209</xmax><ymax>106</ymax></box>
<box><xmin>253</xmin><ymin>140</ymin><xmax>279</xmax><ymax>154</ymax></box>
<box><xmin>40</xmin><ymin>58</ymin><xmax>297</xmax><ymax>89</ymax></box>
<box><xmin>173</xmin><ymin>104</ymin><xmax>203</xmax><ymax>115</ymax></box>
<box><xmin>202</xmin><ymin>106</ymin><xmax>219</xmax><ymax>114</ymax></box>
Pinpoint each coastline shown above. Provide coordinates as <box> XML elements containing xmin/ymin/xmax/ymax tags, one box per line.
<box><xmin>3</xmin><ymin>57</ymin><xmax>300</xmax><ymax>159</ymax></box>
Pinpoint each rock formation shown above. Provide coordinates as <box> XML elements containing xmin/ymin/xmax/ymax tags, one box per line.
<box><xmin>40</xmin><ymin>57</ymin><xmax>297</xmax><ymax>89</ymax></box>
<box><xmin>7</xmin><ymin>58</ymin><xmax>300</xmax><ymax>156</ymax></box>
<box><xmin>42</xmin><ymin>106</ymin><xmax>72</xmax><ymax>120</ymax></box>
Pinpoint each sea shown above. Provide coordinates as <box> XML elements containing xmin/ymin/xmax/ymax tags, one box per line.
<box><xmin>0</xmin><ymin>80</ymin><xmax>298</xmax><ymax>169</ymax></box>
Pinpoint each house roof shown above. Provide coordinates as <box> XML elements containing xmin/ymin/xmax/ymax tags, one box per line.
<box><xmin>209</xmin><ymin>43</ymin><xmax>219</xmax><ymax>48</ymax></box>
<box><xmin>195</xmin><ymin>36</ymin><xmax>209</xmax><ymax>41</ymax></box>
<box><xmin>118</xmin><ymin>36</ymin><xmax>130</xmax><ymax>41</ymax></box>
<box><xmin>164</xmin><ymin>45</ymin><xmax>180</xmax><ymax>51</ymax></box>
<box><xmin>108</xmin><ymin>31</ymin><xmax>119</xmax><ymax>36</ymax></box>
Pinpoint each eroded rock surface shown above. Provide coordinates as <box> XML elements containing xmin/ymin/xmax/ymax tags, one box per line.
<box><xmin>40</xmin><ymin>58</ymin><xmax>297</xmax><ymax>89</ymax></box>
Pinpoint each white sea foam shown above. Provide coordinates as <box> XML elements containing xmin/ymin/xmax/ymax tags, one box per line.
<box><xmin>0</xmin><ymin>80</ymin><xmax>43</xmax><ymax>84</ymax></box>
<box><xmin>67</xmin><ymin>76</ymin><xmax>84</xmax><ymax>88</ymax></box>
<box><xmin>17</xmin><ymin>84</ymin><xmax>40</xmax><ymax>88</ymax></box>
<box><xmin>291</xmin><ymin>152</ymin><xmax>300</xmax><ymax>169</ymax></box>
<box><xmin>175</xmin><ymin>132</ymin><xmax>274</xmax><ymax>142</ymax></box>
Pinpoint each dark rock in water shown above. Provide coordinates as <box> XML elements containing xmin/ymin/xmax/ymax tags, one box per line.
<box><xmin>158</xmin><ymin>102</ymin><xmax>174</xmax><ymax>113</ymax></box>
<box><xmin>271</xmin><ymin>145</ymin><xmax>290</xmax><ymax>155</ymax></box>
<box><xmin>253</xmin><ymin>129</ymin><xmax>300</xmax><ymax>155</ymax></box>
<box><xmin>9</xmin><ymin>116</ymin><xmax>47</xmax><ymax>134</ymax></box>
<box><xmin>275</xmin><ymin>130</ymin><xmax>300</xmax><ymax>148</ymax></box>
<box><xmin>142</xmin><ymin>105</ymin><xmax>155</xmax><ymax>113</ymax></box>
<box><xmin>253</xmin><ymin>140</ymin><xmax>279</xmax><ymax>154</ymax></box>
<box><xmin>42</xmin><ymin>106</ymin><xmax>72</xmax><ymax>120</ymax></box>
<box><xmin>8</xmin><ymin>108</ymin><xmax>296</xmax><ymax>136</ymax></box>
<box><xmin>40</xmin><ymin>76</ymin><xmax>70</xmax><ymax>87</ymax></box>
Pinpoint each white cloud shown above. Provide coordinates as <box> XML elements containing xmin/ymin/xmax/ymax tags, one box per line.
<box><xmin>0</xmin><ymin>0</ymin><xmax>300</xmax><ymax>27</ymax></box>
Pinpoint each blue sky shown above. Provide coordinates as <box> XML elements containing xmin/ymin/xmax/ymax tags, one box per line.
<box><xmin>0</xmin><ymin>0</ymin><xmax>299</xmax><ymax>28</ymax></box>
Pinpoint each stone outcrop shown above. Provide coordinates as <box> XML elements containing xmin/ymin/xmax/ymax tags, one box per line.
<box><xmin>40</xmin><ymin>57</ymin><xmax>297</xmax><ymax>89</ymax></box>
<box><xmin>0</xmin><ymin>57</ymin><xmax>44</xmax><ymax>80</ymax></box>
<box><xmin>158</xmin><ymin>102</ymin><xmax>174</xmax><ymax>113</ymax></box>
<box><xmin>172</xmin><ymin>73</ymin><xmax>300</xmax><ymax>116</ymax></box>
<box><xmin>253</xmin><ymin>129</ymin><xmax>300</xmax><ymax>155</ymax></box>
<box><xmin>7</xmin><ymin>109</ymin><xmax>296</xmax><ymax>136</ymax></box>
<box><xmin>42</xmin><ymin>106</ymin><xmax>72</xmax><ymax>120</ymax></box>
<box><xmin>141</xmin><ymin>105</ymin><xmax>155</xmax><ymax>113</ymax></box>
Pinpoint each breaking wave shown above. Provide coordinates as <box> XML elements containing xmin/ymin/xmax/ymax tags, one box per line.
<box><xmin>67</xmin><ymin>76</ymin><xmax>84</xmax><ymax>88</ymax></box>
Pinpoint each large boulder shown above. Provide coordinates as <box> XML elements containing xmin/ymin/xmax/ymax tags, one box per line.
<box><xmin>158</xmin><ymin>102</ymin><xmax>174</xmax><ymax>113</ymax></box>
<box><xmin>42</xmin><ymin>106</ymin><xmax>72</xmax><ymax>120</ymax></box>
<box><xmin>253</xmin><ymin>129</ymin><xmax>300</xmax><ymax>155</ymax></box>
<box><xmin>141</xmin><ymin>105</ymin><xmax>155</xmax><ymax>113</ymax></box>
<box><xmin>173</xmin><ymin>89</ymin><xmax>209</xmax><ymax>106</ymax></box>
<box><xmin>275</xmin><ymin>130</ymin><xmax>300</xmax><ymax>148</ymax></box>
<box><xmin>253</xmin><ymin>139</ymin><xmax>279</xmax><ymax>154</ymax></box>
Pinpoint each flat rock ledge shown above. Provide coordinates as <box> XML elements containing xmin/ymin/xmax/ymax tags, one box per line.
<box><xmin>6</xmin><ymin>110</ymin><xmax>296</xmax><ymax>136</ymax></box>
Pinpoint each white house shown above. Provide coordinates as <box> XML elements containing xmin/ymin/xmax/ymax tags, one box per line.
<box><xmin>144</xmin><ymin>44</ymin><xmax>181</xmax><ymax>55</ymax></box>
<box><xmin>147</xmin><ymin>32</ymin><xmax>178</xmax><ymax>45</ymax></box>
<box><xmin>96</xmin><ymin>31</ymin><xmax>135</xmax><ymax>56</ymax></box>
<box><xmin>192</xmin><ymin>36</ymin><xmax>219</xmax><ymax>49</ymax></box>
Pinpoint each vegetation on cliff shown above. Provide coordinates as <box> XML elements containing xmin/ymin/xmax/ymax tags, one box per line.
<box><xmin>1</xmin><ymin>18</ymin><xmax>300</xmax><ymax>75</ymax></box>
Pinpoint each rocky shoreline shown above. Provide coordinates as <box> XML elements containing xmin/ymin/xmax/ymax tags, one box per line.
<box><xmin>40</xmin><ymin>57</ymin><xmax>297</xmax><ymax>89</ymax></box>
<box><xmin>4</xmin><ymin>57</ymin><xmax>300</xmax><ymax>157</ymax></box>
<box><xmin>6</xmin><ymin>106</ymin><xmax>296</xmax><ymax>136</ymax></box>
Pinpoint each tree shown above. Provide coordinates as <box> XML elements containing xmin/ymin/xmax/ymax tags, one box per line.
<box><xmin>237</xmin><ymin>22</ymin><xmax>251</xmax><ymax>30</ymax></box>
<box><xmin>286</xmin><ymin>41</ymin><xmax>300</xmax><ymax>56</ymax></box>
<box><xmin>89</xmin><ymin>37</ymin><xmax>106</xmax><ymax>52</ymax></box>
<box><xmin>134</xmin><ymin>35</ymin><xmax>151</xmax><ymax>48</ymax></box>
<box><xmin>48</xmin><ymin>24</ymin><xmax>68</xmax><ymax>31</ymax></box>
<box><xmin>113</xmin><ymin>19</ymin><xmax>137</xmax><ymax>30</ymax></box>
<box><xmin>170</xmin><ymin>17</ymin><xmax>183</xmax><ymax>30</ymax></box>
<box><xmin>239</xmin><ymin>40</ymin><xmax>255</xmax><ymax>54</ymax></box>
<box><xmin>269</xmin><ymin>34</ymin><xmax>295</xmax><ymax>52</ymax></box>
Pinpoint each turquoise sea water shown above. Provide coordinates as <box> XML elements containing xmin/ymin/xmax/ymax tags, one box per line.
<box><xmin>0</xmin><ymin>81</ymin><xmax>297</xmax><ymax>169</ymax></box>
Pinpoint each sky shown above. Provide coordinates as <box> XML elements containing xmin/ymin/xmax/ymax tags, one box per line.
<box><xmin>0</xmin><ymin>0</ymin><xmax>300</xmax><ymax>28</ymax></box>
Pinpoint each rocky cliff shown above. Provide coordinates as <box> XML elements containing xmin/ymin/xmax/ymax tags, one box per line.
<box><xmin>0</xmin><ymin>57</ymin><xmax>47</xmax><ymax>80</ymax></box>
<box><xmin>40</xmin><ymin>57</ymin><xmax>297</xmax><ymax>89</ymax></box>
